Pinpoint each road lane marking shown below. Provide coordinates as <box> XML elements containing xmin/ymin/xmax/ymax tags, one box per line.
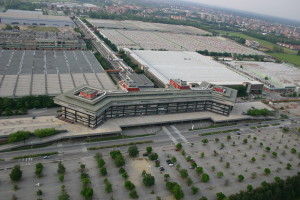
<box><xmin>170</xmin><ymin>125</ymin><xmax>189</xmax><ymax>143</ymax></box>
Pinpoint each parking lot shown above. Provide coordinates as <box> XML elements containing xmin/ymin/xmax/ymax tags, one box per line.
<box><xmin>0</xmin><ymin>126</ymin><xmax>299</xmax><ymax>200</ymax></box>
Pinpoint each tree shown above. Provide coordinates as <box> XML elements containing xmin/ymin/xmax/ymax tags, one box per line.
<box><xmin>199</xmin><ymin>197</ymin><xmax>208</xmax><ymax>200</ymax></box>
<box><xmin>217</xmin><ymin>171</ymin><xmax>224</xmax><ymax>178</ymax></box>
<box><xmin>171</xmin><ymin>156</ymin><xmax>177</xmax><ymax>163</ymax></box>
<box><xmin>243</xmin><ymin>139</ymin><xmax>248</xmax><ymax>144</ymax></box>
<box><xmin>128</xmin><ymin>145</ymin><xmax>139</xmax><ymax>157</ymax></box>
<box><xmin>283</xmin><ymin>127</ymin><xmax>289</xmax><ymax>133</ymax></box>
<box><xmin>238</xmin><ymin>174</ymin><xmax>244</xmax><ymax>182</ymax></box>
<box><xmin>291</xmin><ymin>148</ymin><xmax>297</xmax><ymax>154</ymax></box>
<box><xmin>149</xmin><ymin>153</ymin><xmax>158</xmax><ymax>160</ymax></box>
<box><xmin>201</xmin><ymin>139</ymin><xmax>208</xmax><ymax>145</ymax></box>
<box><xmin>166</xmin><ymin>182</ymin><xmax>184</xmax><ymax>200</ymax></box>
<box><xmin>180</xmin><ymin>169</ymin><xmax>188</xmax><ymax>179</ymax></box>
<box><xmin>58</xmin><ymin>185</ymin><xmax>70</xmax><ymax>200</ymax></box>
<box><xmin>164</xmin><ymin>174</ymin><xmax>170</xmax><ymax>182</ymax></box>
<box><xmin>36</xmin><ymin>189</ymin><xmax>43</xmax><ymax>196</ymax></box>
<box><xmin>251</xmin><ymin>157</ymin><xmax>256</xmax><ymax>163</ymax></box>
<box><xmin>125</xmin><ymin>181</ymin><xmax>135</xmax><ymax>190</ymax></box>
<box><xmin>100</xmin><ymin>167</ymin><xmax>107</xmax><ymax>176</ymax></box>
<box><xmin>264</xmin><ymin>168</ymin><xmax>271</xmax><ymax>175</ymax></box>
<box><xmin>35</xmin><ymin>163</ymin><xmax>43</xmax><ymax>178</ymax></box>
<box><xmin>142</xmin><ymin>171</ymin><xmax>155</xmax><ymax>187</ymax></box>
<box><xmin>146</xmin><ymin>146</ymin><xmax>152</xmax><ymax>153</ymax></box>
<box><xmin>104</xmin><ymin>178</ymin><xmax>112</xmax><ymax>193</ymax></box>
<box><xmin>196</xmin><ymin>166</ymin><xmax>203</xmax><ymax>174</ymax></box>
<box><xmin>59</xmin><ymin>174</ymin><xmax>64</xmax><ymax>182</ymax></box>
<box><xmin>129</xmin><ymin>190</ymin><xmax>139</xmax><ymax>199</ymax></box>
<box><xmin>272</xmin><ymin>152</ymin><xmax>278</xmax><ymax>158</ymax></box>
<box><xmin>247</xmin><ymin>184</ymin><xmax>253</xmax><ymax>192</ymax></box>
<box><xmin>80</xmin><ymin>187</ymin><xmax>93</xmax><ymax>200</ymax></box>
<box><xmin>216</xmin><ymin>192</ymin><xmax>226</xmax><ymax>200</ymax></box>
<box><xmin>57</xmin><ymin>162</ymin><xmax>66</xmax><ymax>174</ymax></box>
<box><xmin>286</xmin><ymin>163</ymin><xmax>292</xmax><ymax>170</ymax></box>
<box><xmin>227</xmin><ymin>135</ymin><xmax>231</xmax><ymax>140</ymax></box>
<box><xmin>225</xmin><ymin>162</ymin><xmax>230</xmax><ymax>168</ymax></box>
<box><xmin>10</xmin><ymin>165</ymin><xmax>22</xmax><ymax>181</ymax></box>
<box><xmin>215</xmin><ymin>138</ymin><xmax>219</xmax><ymax>143</ymax></box>
<box><xmin>4</xmin><ymin>24</ymin><xmax>13</xmax><ymax>30</ymax></box>
<box><xmin>176</xmin><ymin>143</ymin><xmax>182</xmax><ymax>150</ymax></box>
<box><xmin>201</xmin><ymin>173</ymin><xmax>210</xmax><ymax>183</ymax></box>
<box><xmin>265</xmin><ymin>147</ymin><xmax>271</xmax><ymax>152</ymax></box>
<box><xmin>191</xmin><ymin>186</ymin><xmax>199</xmax><ymax>194</ymax></box>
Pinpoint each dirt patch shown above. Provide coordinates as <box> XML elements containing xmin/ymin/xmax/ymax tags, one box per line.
<box><xmin>127</xmin><ymin>157</ymin><xmax>151</xmax><ymax>186</ymax></box>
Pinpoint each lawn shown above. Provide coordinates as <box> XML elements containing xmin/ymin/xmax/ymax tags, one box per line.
<box><xmin>268</xmin><ymin>52</ymin><xmax>300</xmax><ymax>66</ymax></box>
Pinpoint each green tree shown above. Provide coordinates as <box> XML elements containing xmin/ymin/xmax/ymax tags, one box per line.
<box><xmin>128</xmin><ymin>145</ymin><xmax>139</xmax><ymax>157</ymax></box>
<box><xmin>180</xmin><ymin>169</ymin><xmax>188</xmax><ymax>179</ymax></box>
<box><xmin>176</xmin><ymin>143</ymin><xmax>183</xmax><ymax>150</ymax></box>
<box><xmin>201</xmin><ymin>173</ymin><xmax>210</xmax><ymax>183</ymax></box>
<box><xmin>171</xmin><ymin>156</ymin><xmax>177</xmax><ymax>163</ymax></box>
<box><xmin>251</xmin><ymin>157</ymin><xmax>256</xmax><ymax>163</ymax></box>
<box><xmin>216</xmin><ymin>192</ymin><xmax>226</xmax><ymax>200</ymax></box>
<box><xmin>142</xmin><ymin>171</ymin><xmax>155</xmax><ymax>187</ymax></box>
<box><xmin>35</xmin><ymin>163</ymin><xmax>43</xmax><ymax>178</ymax></box>
<box><xmin>201</xmin><ymin>139</ymin><xmax>208</xmax><ymax>145</ymax></box>
<box><xmin>196</xmin><ymin>166</ymin><xmax>203</xmax><ymax>174</ymax></box>
<box><xmin>191</xmin><ymin>186</ymin><xmax>199</xmax><ymax>194</ymax></box>
<box><xmin>10</xmin><ymin>165</ymin><xmax>22</xmax><ymax>181</ymax></box>
<box><xmin>247</xmin><ymin>184</ymin><xmax>253</xmax><ymax>192</ymax></box>
<box><xmin>291</xmin><ymin>148</ymin><xmax>297</xmax><ymax>154</ymax></box>
<box><xmin>80</xmin><ymin>187</ymin><xmax>93</xmax><ymax>200</ymax></box>
<box><xmin>149</xmin><ymin>153</ymin><xmax>158</xmax><ymax>160</ymax></box>
<box><xmin>58</xmin><ymin>185</ymin><xmax>70</xmax><ymax>200</ymax></box>
<box><xmin>264</xmin><ymin>168</ymin><xmax>271</xmax><ymax>175</ymax></box>
<box><xmin>146</xmin><ymin>146</ymin><xmax>152</xmax><ymax>153</ymax></box>
<box><xmin>125</xmin><ymin>180</ymin><xmax>135</xmax><ymax>190</ymax></box>
<box><xmin>129</xmin><ymin>190</ymin><xmax>139</xmax><ymax>199</ymax></box>
<box><xmin>272</xmin><ymin>152</ymin><xmax>278</xmax><ymax>158</ymax></box>
<box><xmin>58</xmin><ymin>174</ymin><xmax>64</xmax><ymax>182</ymax></box>
<box><xmin>100</xmin><ymin>167</ymin><xmax>107</xmax><ymax>176</ymax></box>
<box><xmin>57</xmin><ymin>162</ymin><xmax>66</xmax><ymax>174</ymax></box>
<box><xmin>238</xmin><ymin>174</ymin><xmax>244</xmax><ymax>182</ymax></box>
<box><xmin>217</xmin><ymin>171</ymin><xmax>224</xmax><ymax>178</ymax></box>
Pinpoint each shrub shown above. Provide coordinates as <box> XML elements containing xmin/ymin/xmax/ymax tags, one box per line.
<box><xmin>34</xmin><ymin>128</ymin><xmax>58</xmax><ymax>138</ymax></box>
<box><xmin>142</xmin><ymin>171</ymin><xmax>155</xmax><ymax>187</ymax></box>
<box><xmin>8</xmin><ymin>131</ymin><xmax>31</xmax><ymax>143</ymax></box>
<box><xmin>59</xmin><ymin>174</ymin><xmax>64</xmax><ymax>182</ymax></box>
<box><xmin>124</xmin><ymin>181</ymin><xmax>135</xmax><ymax>190</ymax></box>
<box><xmin>180</xmin><ymin>169</ymin><xmax>188</xmax><ymax>179</ymax></box>
<box><xmin>264</xmin><ymin>168</ymin><xmax>271</xmax><ymax>175</ymax></box>
<box><xmin>166</xmin><ymin>182</ymin><xmax>184</xmax><ymax>200</ymax></box>
<box><xmin>149</xmin><ymin>153</ymin><xmax>158</xmax><ymax>160</ymax></box>
<box><xmin>146</xmin><ymin>146</ymin><xmax>152</xmax><ymax>153</ymax></box>
<box><xmin>129</xmin><ymin>190</ymin><xmax>139</xmax><ymax>199</ymax></box>
<box><xmin>57</xmin><ymin>162</ymin><xmax>66</xmax><ymax>174</ymax></box>
<box><xmin>217</xmin><ymin>171</ymin><xmax>224</xmax><ymax>178</ymax></box>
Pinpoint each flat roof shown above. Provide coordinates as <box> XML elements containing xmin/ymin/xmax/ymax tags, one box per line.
<box><xmin>129</xmin><ymin>50</ymin><xmax>253</xmax><ymax>85</ymax></box>
<box><xmin>229</xmin><ymin>61</ymin><xmax>300</xmax><ymax>88</ymax></box>
<box><xmin>0</xmin><ymin>50</ymin><xmax>116</xmax><ymax>97</ymax></box>
<box><xmin>54</xmin><ymin>85</ymin><xmax>237</xmax><ymax>115</ymax></box>
<box><xmin>0</xmin><ymin>9</ymin><xmax>72</xmax><ymax>21</ymax></box>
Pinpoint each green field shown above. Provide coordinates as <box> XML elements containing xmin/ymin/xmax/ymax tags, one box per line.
<box><xmin>216</xmin><ymin>30</ymin><xmax>300</xmax><ymax>66</ymax></box>
<box><xmin>216</xmin><ymin>30</ymin><xmax>296</xmax><ymax>54</ymax></box>
<box><xmin>268</xmin><ymin>53</ymin><xmax>300</xmax><ymax>66</ymax></box>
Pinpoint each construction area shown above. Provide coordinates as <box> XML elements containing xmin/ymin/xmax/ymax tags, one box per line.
<box><xmin>0</xmin><ymin>50</ymin><xmax>116</xmax><ymax>97</ymax></box>
<box><xmin>228</xmin><ymin>61</ymin><xmax>300</xmax><ymax>90</ymax></box>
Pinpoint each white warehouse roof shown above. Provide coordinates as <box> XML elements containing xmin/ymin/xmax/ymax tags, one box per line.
<box><xmin>129</xmin><ymin>50</ymin><xmax>252</xmax><ymax>85</ymax></box>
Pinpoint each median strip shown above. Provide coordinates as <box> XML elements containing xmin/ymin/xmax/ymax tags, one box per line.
<box><xmin>13</xmin><ymin>152</ymin><xmax>58</xmax><ymax>160</ymax></box>
<box><xmin>87</xmin><ymin>140</ymin><xmax>153</xmax><ymax>150</ymax></box>
<box><xmin>199</xmin><ymin>129</ymin><xmax>240</xmax><ymax>136</ymax></box>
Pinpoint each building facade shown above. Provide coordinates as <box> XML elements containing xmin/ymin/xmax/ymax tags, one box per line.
<box><xmin>54</xmin><ymin>84</ymin><xmax>237</xmax><ymax>128</ymax></box>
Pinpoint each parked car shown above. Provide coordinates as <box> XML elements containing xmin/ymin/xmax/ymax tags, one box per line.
<box><xmin>43</xmin><ymin>156</ymin><xmax>51</xmax><ymax>159</ymax></box>
<box><xmin>142</xmin><ymin>153</ymin><xmax>148</xmax><ymax>156</ymax></box>
<box><xmin>159</xmin><ymin>166</ymin><xmax>165</xmax><ymax>171</ymax></box>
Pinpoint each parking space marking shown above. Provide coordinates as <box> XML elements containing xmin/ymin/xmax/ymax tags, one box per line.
<box><xmin>170</xmin><ymin>125</ymin><xmax>189</xmax><ymax>143</ymax></box>
<box><xmin>162</xmin><ymin>126</ymin><xmax>178</xmax><ymax>144</ymax></box>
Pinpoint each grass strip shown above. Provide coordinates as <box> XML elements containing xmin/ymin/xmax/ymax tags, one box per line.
<box><xmin>199</xmin><ymin>129</ymin><xmax>240</xmax><ymax>136</ymax></box>
<box><xmin>190</xmin><ymin>122</ymin><xmax>237</xmax><ymax>131</ymax></box>
<box><xmin>87</xmin><ymin>140</ymin><xmax>153</xmax><ymax>150</ymax></box>
<box><xmin>13</xmin><ymin>152</ymin><xmax>58</xmax><ymax>160</ymax></box>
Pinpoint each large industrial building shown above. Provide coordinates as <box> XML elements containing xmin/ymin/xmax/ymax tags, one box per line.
<box><xmin>0</xmin><ymin>30</ymin><xmax>86</xmax><ymax>50</ymax></box>
<box><xmin>127</xmin><ymin>49</ymin><xmax>264</xmax><ymax>92</ymax></box>
<box><xmin>54</xmin><ymin>83</ymin><xmax>237</xmax><ymax>128</ymax></box>
<box><xmin>0</xmin><ymin>50</ymin><xmax>116</xmax><ymax>97</ymax></box>
<box><xmin>0</xmin><ymin>10</ymin><xmax>74</xmax><ymax>27</ymax></box>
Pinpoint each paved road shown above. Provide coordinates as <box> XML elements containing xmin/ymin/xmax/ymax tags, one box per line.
<box><xmin>0</xmin><ymin>117</ymin><xmax>298</xmax><ymax>169</ymax></box>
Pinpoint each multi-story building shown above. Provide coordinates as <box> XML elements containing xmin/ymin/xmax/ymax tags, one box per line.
<box><xmin>54</xmin><ymin>83</ymin><xmax>237</xmax><ymax>128</ymax></box>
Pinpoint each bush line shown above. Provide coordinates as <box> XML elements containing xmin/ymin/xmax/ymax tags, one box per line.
<box><xmin>13</xmin><ymin>152</ymin><xmax>58</xmax><ymax>159</ymax></box>
<box><xmin>87</xmin><ymin>140</ymin><xmax>153</xmax><ymax>150</ymax></box>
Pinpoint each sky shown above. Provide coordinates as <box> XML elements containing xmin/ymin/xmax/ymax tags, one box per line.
<box><xmin>183</xmin><ymin>0</ymin><xmax>300</xmax><ymax>22</ymax></box>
